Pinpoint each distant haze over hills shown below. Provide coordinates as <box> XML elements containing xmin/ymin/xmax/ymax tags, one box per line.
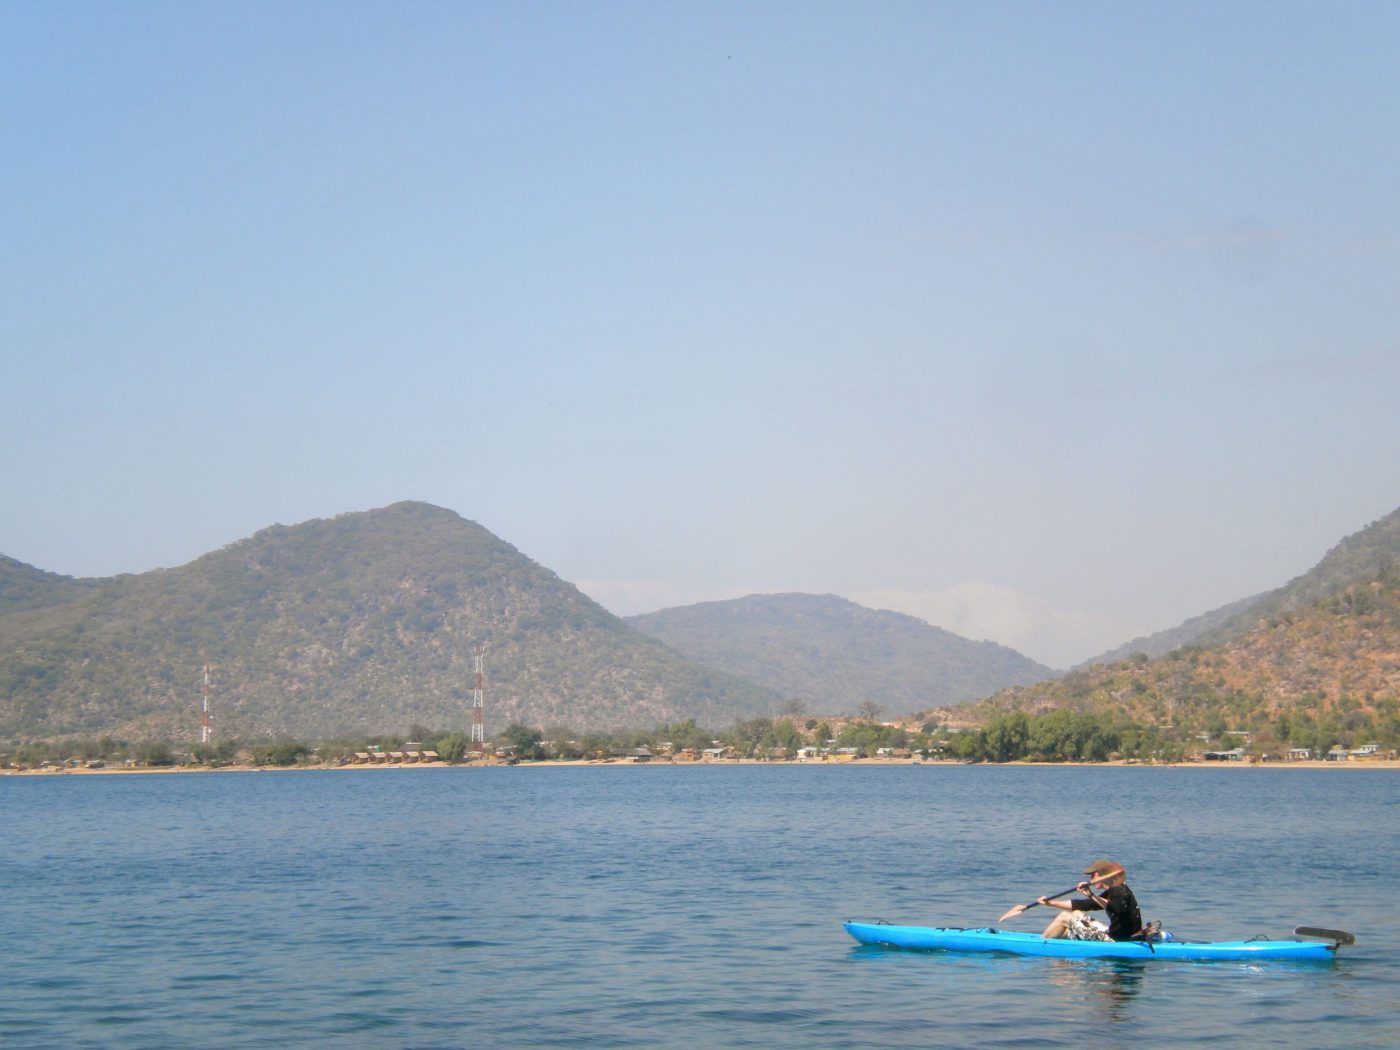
<box><xmin>0</xmin><ymin>503</ymin><xmax>779</xmax><ymax>740</ymax></box>
<box><xmin>627</xmin><ymin>593</ymin><xmax>1056</xmax><ymax>713</ymax></box>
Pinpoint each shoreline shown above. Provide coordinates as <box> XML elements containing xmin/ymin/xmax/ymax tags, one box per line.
<box><xmin>6</xmin><ymin>757</ymin><xmax>1399</xmax><ymax>776</ymax></box>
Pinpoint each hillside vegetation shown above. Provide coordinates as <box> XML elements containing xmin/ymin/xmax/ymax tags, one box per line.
<box><xmin>1079</xmin><ymin>593</ymin><xmax>1262</xmax><ymax>667</ymax></box>
<box><xmin>1195</xmin><ymin>504</ymin><xmax>1400</xmax><ymax>648</ymax></box>
<box><xmin>933</xmin><ymin>507</ymin><xmax>1400</xmax><ymax>754</ymax></box>
<box><xmin>628</xmin><ymin>593</ymin><xmax>1054</xmax><ymax>712</ymax></box>
<box><xmin>0</xmin><ymin>556</ymin><xmax>99</xmax><ymax>616</ymax></box>
<box><xmin>0</xmin><ymin>503</ymin><xmax>780</xmax><ymax>740</ymax></box>
<box><xmin>8</xmin><ymin>500</ymin><xmax>1400</xmax><ymax>757</ymax></box>
<box><xmin>1081</xmin><ymin>506</ymin><xmax>1400</xmax><ymax>665</ymax></box>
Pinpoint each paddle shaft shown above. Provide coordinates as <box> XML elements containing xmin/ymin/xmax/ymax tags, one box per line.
<box><xmin>1018</xmin><ymin>883</ymin><xmax>1082</xmax><ymax>912</ymax></box>
<box><xmin>998</xmin><ymin>868</ymin><xmax>1123</xmax><ymax>923</ymax></box>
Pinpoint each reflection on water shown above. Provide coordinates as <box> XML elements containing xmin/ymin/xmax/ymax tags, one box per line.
<box><xmin>849</xmin><ymin>943</ymin><xmax>1151</xmax><ymax>1025</ymax></box>
<box><xmin>1047</xmin><ymin>958</ymin><xmax>1148</xmax><ymax>1023</ymax></box>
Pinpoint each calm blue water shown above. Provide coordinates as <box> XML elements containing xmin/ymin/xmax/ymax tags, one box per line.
<box><xmin>3</xmin><ymin>765</ymin><xmax>1397</xmax><ymax>1048</ymax></box>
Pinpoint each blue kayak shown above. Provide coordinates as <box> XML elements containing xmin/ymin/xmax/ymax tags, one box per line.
<box><xmin>844</xmin><ymin>922</ymin><xmax>1343</xmax><ymax>961</ymax></box>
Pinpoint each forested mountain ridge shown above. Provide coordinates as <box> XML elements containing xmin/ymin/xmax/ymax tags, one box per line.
<box><xmin>0</xmin><ymin>503</ymin><xmax>780</xmax><ymax>740</ymax></box>
<box><xmin>0</xmin><ymin>556</ymin><xmax>100</xmax><ymax>616</ymax></box>
<box><xmin>1078</xmin><ymin>593</ymin><xmax>1263</xmax><ymax>668</ymax></box>
<box><xmin>1081</xmin><ymin>505</ymin><xmax>1400</xmax><ymax>667</ymax></box>
<box><xmin>1194</xmin><ymin>504</ymin><xmax>1400</xmax><ymax>648</ymax></box>
<box><xmin>932</xmin><ymin>506</ymin><xmax>1400</xmax><ymax>752</ymax></box>
<box><xmin>627</xmin><ymin>593</ymin><xmax>1056</xmax><ymax>712</ymax></box>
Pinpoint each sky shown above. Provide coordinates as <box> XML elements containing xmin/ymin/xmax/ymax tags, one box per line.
<box><xmin>4</xmin><ymin>1</ymin><xmax>1399</xmax><ymax>668</ymax></box>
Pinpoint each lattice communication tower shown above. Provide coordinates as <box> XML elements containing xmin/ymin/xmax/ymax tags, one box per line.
<box><xmin>200</xmin><ymin>664</ymin><xmax>213</xmax><ymax>745</ymax></box>
<box><xmin>471</xmin><ymin>645</ymin><xmax>486</xmax><ymax>751</ymax></box>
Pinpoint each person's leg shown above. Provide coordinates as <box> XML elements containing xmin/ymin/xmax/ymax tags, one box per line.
<box><xmin>1042</xmin><ymin>911</ymin><xmax>1073</xmax><ymax>939</ymax></box>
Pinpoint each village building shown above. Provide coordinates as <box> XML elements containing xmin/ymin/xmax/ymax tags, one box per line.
<box><xmin>1203</xmin><ymin>747</ymin><xmax>1247</xmax><ymax>761</ymax></box>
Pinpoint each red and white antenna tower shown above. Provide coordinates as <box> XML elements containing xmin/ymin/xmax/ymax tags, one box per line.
<box><xmin>200</xmin><ymin>664</ymin><xmax>213</xmax><ymax>745</ymax></box>
<box><xmin>471</xmin><ymin>645</ymin><xmax>486</xmax><ymax>752</ymax></box>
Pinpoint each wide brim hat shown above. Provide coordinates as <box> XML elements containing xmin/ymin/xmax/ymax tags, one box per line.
<box><xmin>1084</xmin><ymin>859</ymin><xmax>1122</xmax><ymax>877</ymax></box>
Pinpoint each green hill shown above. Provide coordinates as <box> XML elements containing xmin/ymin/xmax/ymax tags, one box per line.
<box><xmin>1081</xmin><ymin>506</ymin><xmax>1400</xmax><ymax>667</ymax></box>
<box><xmin>627</xmin><ymin>593</ymin><xmax>1056</xmax><ymax>714</ymax></box>
<box><xmin>0</xmin><ymin>502</ymin><xmax>780</xmax><ymax>740</ymax></box>
<box><xmin>1077</xmin><ymin>593</ymin><xmax>1263</xmax><ymax>668</ymax></box>
<box><xmin>934</xmin><ymin>505</ymin><xmax>1400</xmax><ymax>752</ymax></box>
<box><xmin>0</xmin><ymin>556</ymin><xmax>99</xmax><ymax>616</ymax></box>
<box><xmin>1195</xmin><ymin>504</ymin><xmax>1400</xmax><ymax>647</ymax></box>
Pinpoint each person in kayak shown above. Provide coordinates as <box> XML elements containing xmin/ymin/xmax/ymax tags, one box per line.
<box><xmin>1038</xmin><ymin>859</ymin><xmax>1142</xmax><ymax>941</ymax></box>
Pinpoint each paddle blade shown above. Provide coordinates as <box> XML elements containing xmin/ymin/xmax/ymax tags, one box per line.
<box><xmin>1294</xmin><ymin>926</ymin><xmax>1355</xmax><ymax>946</ymax></box>
<box><xmin>997</xmin><ymin>903</ymin><xmax>1030</xmax><ymax>923</ymax></box>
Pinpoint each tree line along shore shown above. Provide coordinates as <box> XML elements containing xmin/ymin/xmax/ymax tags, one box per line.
<box><xmin>4</xmin><ymin>708</ymin><xmax>1396</xmax><ymax>774</ymax></box>
<box><xmin>9</xmin><ymin>754</ymin><xmax>1399</xmax><ymax>775</ymax></box>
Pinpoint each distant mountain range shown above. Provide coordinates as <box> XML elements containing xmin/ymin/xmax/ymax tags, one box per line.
<box><xmin>0</xmin><ymin>503</ymin><xmax>780</xmax><ymax>740</ymax></box>
<box><xmin>628</xmin><ymin>593</ymin><xmax>1055</xmax><ymax>713</ymax></box>
<box><xmin>6</xmin><ymin>499</ymin><xmax>1398</xmax><ymax>746</ymax></box>
<box><xmin>935</xmin><ymin>504</ymin><xmax>1400</xmax><ymax>744</ymax></box>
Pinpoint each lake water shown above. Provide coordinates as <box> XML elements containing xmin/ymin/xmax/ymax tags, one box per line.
<box><xmin>3</xmin><ymin>765</ymin><xmax>1396</xmax><ymax>1048</ymax></box>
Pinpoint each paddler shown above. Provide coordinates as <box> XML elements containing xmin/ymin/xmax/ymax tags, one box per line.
<box><xmin>1038</xmin><ymin>859</ymin><xmax>1143</xmax><ymax>941</ymax></box>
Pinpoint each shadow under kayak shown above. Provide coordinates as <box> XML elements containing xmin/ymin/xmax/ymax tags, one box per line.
<box><xmin>843</xmin><ymin>922</ymin><xmax>1344</xmax><ymax>961</ymax></box>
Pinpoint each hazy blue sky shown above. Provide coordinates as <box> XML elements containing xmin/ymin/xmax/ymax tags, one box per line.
<box><xmin>4</xmin><ymin>1</ymin><xmax>1398</xmax><ymax>666</ymax></box>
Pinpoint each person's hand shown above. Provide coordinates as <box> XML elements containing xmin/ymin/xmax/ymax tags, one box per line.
<box><xmin>1036</xmin><ymin>896</ymin><xmax>1050</xmax><ymax>906</ymax></box>
<box><xmin>1076</xmin><ymin>881</ymin><xmax>1091</xmax><ymax>894</ymax></box>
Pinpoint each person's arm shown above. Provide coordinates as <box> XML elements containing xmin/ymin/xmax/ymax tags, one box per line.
<box><xmin>1079</xmin><ymin>884</ymin><xmax>1109</xmax><ymax>910</ymax></box>
<box><xmin>1037</xmin><ymin>881</ymin><xmax>1095</xmax><ymax>910</ymax></box>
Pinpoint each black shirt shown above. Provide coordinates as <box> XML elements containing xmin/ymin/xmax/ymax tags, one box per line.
<box><xmin>1071</xmin><ymin>884</ymin><xmax>1142</xmax><ymax>941</ymax></box>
